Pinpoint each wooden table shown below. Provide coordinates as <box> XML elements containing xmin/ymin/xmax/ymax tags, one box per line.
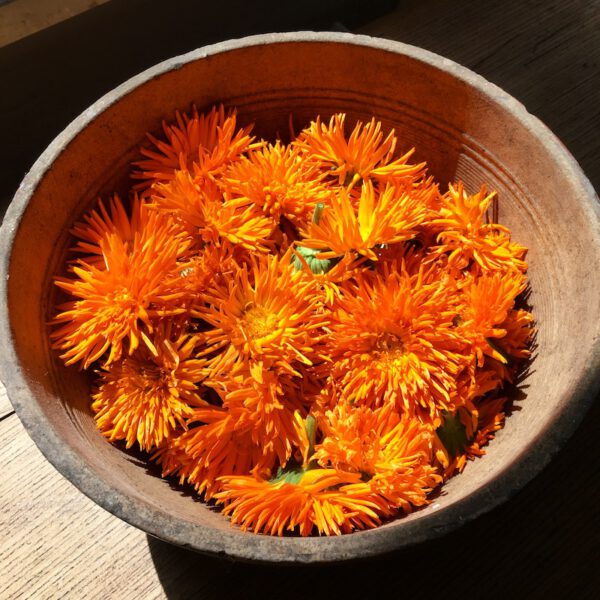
<box><xmin>1</xmin><ymin>1</ymin><xmax>598</xmax><ymax>598</ymax></box>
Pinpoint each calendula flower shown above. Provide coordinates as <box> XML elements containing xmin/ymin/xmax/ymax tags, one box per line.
<box><xmin>92</xmin><ymin>324</ymin><xmax>207</xmax><ymax>451</ymax></box>
<box><xmin>434</xmin><ymin>397</ymin><xmax>507</xmax><ymax>477</ymax></box>
<box><xmin>460</xmin><ymin>271</ymin><xmax>528</xmax><ymax>366</ymax></box>
<box><xmin>431</xmin><ymin>184</ymin><xmax>528</xmax><ymax>272</ymax></box>
<box><xmin>219</xmin><ymin>141</ymin><xmax>331</xmax><ymax>226</ymax></box>
<box><xmin>196</xmin><ymin>251</ymin><xmax>330</xmax><ymax>378</ymax></box>
<box><xmin>165</xmin><ymin>242</ymin><xmax>243</xmax><ymax>313</ymax></box>
<box><xmin>207</xmin><ymin>364</ymin><xmax>309</xmax><ymax>467</ymax></box>
<box><xmin>216</xmin><ymin>467</ymin><xmax>381</xmax><ymax>536</ymax></box>
<box><xmin>151</xmin><ymin>170</ymin><xmax>274</xmax><ymax>252</ymax></box>
<box><xmin>496</xmin><ymin>308</ymin><xmax>535</xmax><ymax>361</ymax></box>
<box><xmin>133</xmin><ymin>105</ymin><xmax>256</xmax><ymax>189</ymax></box>
<box><xmin>51</xmin><ymin>201</ymin><xmax>191</xmax><ymax>368</ymax></box>
<box><xmin>327</xmin><ymin>264</ymin><xmax>471</xmax><ymax>420</ymax></box>
<box><xmin>294</xmin><ymin>113</ymin><xmax>425</xmax><ymax>189</ymax></box>
<box><xmin>315</xmin><ymin>404</ymin><xmax>441</xmax><ymax>514</ymax></box>
<box><xmin>300</xmin><ymin>181</ymin><xmax>430</xmax><ymax>260</ymax></box>
<box><xmin>70</xmin><ymin>194</ymin><xmax>140</xmax><ymax>264</ymax></box>
<box><xmin>153</xmin><ymin>406</ymin><xmax>276</xmax><ymax>500</ymax></box>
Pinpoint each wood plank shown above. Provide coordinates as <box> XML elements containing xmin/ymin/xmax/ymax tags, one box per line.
<box><xmin>0</xmin><ymin>0</ymin><xmax>111</xmax><ymax>48</ymax></box>
<box><xmin>0</xmin><ymin>413</ymin><xmax>166</xmax><ymax>599</ymax></box>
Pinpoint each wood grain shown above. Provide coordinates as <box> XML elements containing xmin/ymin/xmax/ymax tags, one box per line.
<box><xmin>0</xmin><ymin>412</ymin><xmax>166</xmax><ymax>600</ymax></box>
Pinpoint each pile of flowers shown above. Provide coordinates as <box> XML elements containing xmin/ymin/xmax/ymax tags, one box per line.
<box><xmin>51</xmin><ymin>106</ymin><xmax>533</xmax><ymax>536</ymax></box>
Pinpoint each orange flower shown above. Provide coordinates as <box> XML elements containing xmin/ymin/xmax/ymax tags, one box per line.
<box><xmin>496</xmin><ymin>308</ymin><xmax>535</xmax><ymax>361</ymax></box>
<box><xmin>133</xmin><ymin>105</ymin><xmax>256</xmax><ymax>190</ymax></box>
<box><xmin>315</xmin><ymin>404</ymin><xmax>441</xmax><ymax>513</ymax></box>
<box><xmin>196</xmin><ymin>251</ymin><xmax>329</xmax><ymax>378</ymax></box>
<box><xmin>50</xmin><ymin>106</ymin><xmax>534</xmax><ymax>537</ymax></box>
<box><xmin>434</xmin><ymin>397</ymin><xmax>507</xmax><ymax>477</ymax></box>
<box><xmin>92</xmin><ymin>324</ymin><xmax>207</xmax><ymax>451</ymax></box>
<box><xmin>460</xmin><ymin>271</ymin><xmax>528</xmax><ymax>366</ymax></box>
<box><xmin>165</xmin><ymin>242</ymin><xmax>243</xmax><ymax>313</ymax></box>
<box><xmin>151</xmin><ymin>170</ymin><xmax>274</xmax><ymax>252</ymax></box>
<box><xmin>294</xmin><ymin>113</ymin><xmax>425</xmax><ymax>188</ymax></box>
<box><xmin>216</xmin><ymin>468</ymin><xmax>379</xmax><ymax>536</ymax></box>
<box><xmin>51</xmin><ymin>200</ymin><xmax>191</xmax><ymax>368</ymax></box>
<box><xmin>431</xmin><ymin>184</ymin><xmax>528</xmax><ymax>272</ymax></box>
<box><xmin>219</xmin><ymin>141</ymin><xmax>331</xmax><ymax>226</ymax></box>
<box><xmin>70</xmin><ymin>194</ymin><xmax>139</xmax><ymax>265</ymax></box>
<box><xmin>300</xmin><ymin>181</ymin><xmax>430</xmax><ymax>260</ymax></box>
<box><xmin>153</xmin><ymin>406</ymin><xmax>276</xmax><ymax>501</ymax></box>
<box><xmin>327</xmin><ymin>264</ymin><xmax>471</xmax><ymax>420</ymax></box>
<box><xmin>207</xmin><ymin>364</ymin><xmax>309</xmax><ymax>467</ymax></box>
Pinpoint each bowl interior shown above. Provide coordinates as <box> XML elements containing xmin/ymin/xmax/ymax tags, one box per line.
<box><xmin>4</xmin><ymin>36</ymin><xmax>600</xmax><ymax>561</ymax></box>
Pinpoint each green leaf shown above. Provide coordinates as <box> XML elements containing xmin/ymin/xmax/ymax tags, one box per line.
<box><xmin>436</xmin><ymin>411</ymin><xmax>469</xmax><ymax>458</ymax></box>
<box><xmin>268</xmin><ymin>463</ymin><xmax>305</xmax><ymax>485</ymax></box>
<box><xmin>292</xmin><ymin>245</ymin><xmax>337</xmax><ymax>274</ymax></box>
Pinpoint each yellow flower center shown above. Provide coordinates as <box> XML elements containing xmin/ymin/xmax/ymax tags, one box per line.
<box><xmin>374</xmin><ymin>332</ymin><xmax>405</xmax><ymax>355</ymax></box>
<box><xmin>110</xmin><ymin>287</ymin><xmax>139</xmax><ymax>314</ymax></box>
<box><xmin>372</xmin><ymin>332</ymin><xmax>409</xmax><ymax>371</ymax></box>
<box><xmin>243</xmin><ymin>305</ymin><xmax>278</xmax><ymax>339</ymax></box>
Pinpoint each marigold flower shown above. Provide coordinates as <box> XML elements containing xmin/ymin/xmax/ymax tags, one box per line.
<box><xmin>219</xmin><ymin>141</ymin><xmax>331</xmax><ymax>226</ymax></box>
<box><xmin>196</xmin><ymin>251</ymin><xmax>330</xmax><ymax>378</ymax></box>
<box><xmin>151</xmin><ymin>170</ymin><xmax>274</xmax><ymax>252</ymax></box>
<box><xmin>293</xmin><ymin>251</ymin><xmax>367</xmax><ymax>306</ymax></box>
<box><xmin>153</xmin><ymin>406</ymin><xmax>276</xmax><ymax>500</ymax></box>
<box><xmin>497</xmin><ymin>308</ymin><xmax>535</xmax><ymax>361</ymax></box>
<box><xmin>315</xmin><ymin>404</ymin><xmax>441</xmax><ymax>513</ymax></box>
<box><xmin>51</xmin><ymin>201</ymin><xmax>191</xmax><ymax>368</ymax></box>
<box><xmin>92</xmin><ymin>324</ymin><xmax>207</xmax><ymax>451</ymax></box>
<box><xmin>216</xmin><ymin>468</ymin><xmax>377</xmax><ymax>536</ymax></box>
<box><xmin>327</xmin><ymin>265</ymin><xmax>471</xmax><ymax>420</ymax></box>
<box><xmin>50</xmin><ymin>105</ymin><xmax>534</xmax><ymax>537</ymax></box>
<box><xmin>70</xmin><ymin>194</ymin><xmax>141</xmax><ymax>264</ymax></box>
<box><xmin>133</xmin><ymin>105</ymin><xmax>256</xmax><ymax>189</ymax></box>
<box><xmin>294</xmin><ymin>113</ymin><xmax>425</xmax><ymax>189</ymax></box>
<box><xmin>300</xmin><ymin>181</ymin><xmax>430</xmax><ymax>260</ymax></box>
<box><xmin>207</xmin><ymin>364</ymin><xmax>309</xmax><ymax>467</ymax></box>
<box><xmin>460</xmin><ymin>271</ymin><xmax>528</xmax><ymax>366</ymax></box>
<box><xmin>431</xmin><ymin>184</ymin><xmax>528</xmax><ymax>272</ymax></box>
<box><xmin>434</xmin><ymin>397</ymin><xmax>507</xmax><ymax>477</ymax></box>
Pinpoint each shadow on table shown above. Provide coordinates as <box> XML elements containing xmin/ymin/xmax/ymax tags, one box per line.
<box><xmin>147</xmin><ymin>400</ymin><xmax>600</xmax><ymax>600</ymax></box>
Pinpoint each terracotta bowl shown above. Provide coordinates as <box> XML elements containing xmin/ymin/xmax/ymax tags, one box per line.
<box><xmin>1</xmin><ymin>32</ymin><xmax>599</xmax><ymax>563</ymax></box>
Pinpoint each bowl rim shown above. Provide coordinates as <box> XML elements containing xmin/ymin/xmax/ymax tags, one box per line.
<box><xmin>1</xmin><ymin>31</ymin><xmax>599</xmax><ymax>563</ymax></box>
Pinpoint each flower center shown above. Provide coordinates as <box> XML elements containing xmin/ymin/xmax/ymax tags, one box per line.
<box><xmin>111</xmin><ymin>287</ymin><xmax>138</xmax><ymax>314</ymax></box>
<box><xmin>374</xmin><ymin>332</ymin><xmax>405</xmax><ymax>355</ymax></box>
<box><xmin>243</xmin><ymin>305</ymin><xmax>278</xmax><ymax>339</ymax></box>
<box><xmin>372</xmin><ymin>332</ymin><xmax>408</xmax><ymax>371</ymax></box>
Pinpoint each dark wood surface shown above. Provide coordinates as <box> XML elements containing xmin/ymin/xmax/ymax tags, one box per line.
<box><xmin>1</xmin><ymin>1</ymin><xmax>598</xmax><ymax>598</ymax></box>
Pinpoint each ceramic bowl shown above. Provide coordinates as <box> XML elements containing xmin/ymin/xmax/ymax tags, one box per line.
<box><xmin>1</xmin><ymin>32</ymin><xmax>599</xmax><ymax>563</ymax></box>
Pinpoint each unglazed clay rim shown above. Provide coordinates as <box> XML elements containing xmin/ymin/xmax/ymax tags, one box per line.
<box><xmin>1</xmin><ymin>32</ymin><xmax>599</xmax><ymax>564</ymax></box>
